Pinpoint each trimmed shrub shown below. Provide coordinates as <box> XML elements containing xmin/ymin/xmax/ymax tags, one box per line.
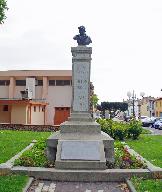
<box><xmin>112</xmin><ymin>123</ymin><xmax>128</xmax><ymax>141</ymax></box>
<box><xmin>128</xmin><ymin>119</ymin><xmax>142</xmax><ymax>140</ymax></box>
<box><xmin>98</xmin><ymin>118</ymin><xmax>142</xmax><ymax>141</ymax></box>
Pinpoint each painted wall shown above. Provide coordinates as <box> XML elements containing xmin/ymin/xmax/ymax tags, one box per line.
<box><xmin>155</xmin><ymin>99</ymin><xmax>162</xmax><ymax>117</ymax></box>
<box><xmin>35</xmin><ymin>86</ymin><xmax>43</xmax><ymax>99</ymax></box>
<box><xmin>0</xmin><ymin>105</ymin><xmax>10</xmax><ymax>123</ymax></box>
<box><xmin>31</xmin><ymin>105</ymin><xmax>44</xmax><ymax>125</ymax></box>
<box><xmin>11</xmin><ymin>104</ymin><xmax>27</xmax><ymax>124</ymax></box>
<box><xmin>0</xmin><ymin>86</ymin><xmax>9</xmax><ymax>98</ymax></box>
<box><xmin>47</xmin><ymin>86</ymin><xmax>72</xmax><ymax>124</ymax></box>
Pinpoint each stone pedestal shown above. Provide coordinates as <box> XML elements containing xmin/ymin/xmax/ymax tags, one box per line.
<box><xmin>46</xmin><ymin>46</ymin><xmax>114</xmax><ymax>170</ymax></box>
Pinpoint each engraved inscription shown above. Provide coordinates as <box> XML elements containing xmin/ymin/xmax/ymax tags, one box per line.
<box><xmin>73</xmin><ymin>63</ymin><xmax>90</xmax><ymax>112</ymax></box>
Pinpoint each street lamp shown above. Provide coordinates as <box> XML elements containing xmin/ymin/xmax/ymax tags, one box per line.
<box><xmin>127</xmin><ymin>90</ymin><xmax>136</xmax><ymax>118</ymax></box>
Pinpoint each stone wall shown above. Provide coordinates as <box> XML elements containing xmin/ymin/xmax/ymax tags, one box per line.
<box><xmin>0</xmin><ymin>123</ymin><xmax>59</xmax><ymax>132</ymax></box>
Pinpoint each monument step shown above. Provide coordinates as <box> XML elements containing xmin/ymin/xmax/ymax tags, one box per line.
<box><xmin>55</xmin><ymin>160</ymin><xmax>107</xmax><ymax>170</ymax></box>
<box><xmin>68</xmin><ymin>117</ymin><xmax>94</xmax><ymax>122</ymax></box>
<box><xmin>60</xmin><ymin>121</ymin><xmax>101</xmax><ymax>134</ymax></box>
<box><xmin>12</xmin><ymin>166</ymin><xmax>150</xmax><ymax>182</ymax></box>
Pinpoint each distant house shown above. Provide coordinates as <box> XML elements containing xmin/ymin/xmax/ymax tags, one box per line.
<box><xmin>0</xmin><ymin>99</ymin><xmax>47</xmax><ymax>125</ymax></box>
<box><xmin>155</xmin><ymin>97</ymin><xmax>162</xmax><ymax>117</ymax></box>
<box><xmin>139</xmin><ymin>96</ymin><xmax>155</xmax><ymax>117</ymax></box>
<box><xmin>126</xmin><ymin>100</ymin><xmax>139</xmax><ymax>118</ymax></box>
<box><xmin>0</xmin><ymin>70</ymin><xmax>72</xmax><ymax>125</ymax></box>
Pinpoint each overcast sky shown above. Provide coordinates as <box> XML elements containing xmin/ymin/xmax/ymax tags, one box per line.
<box><xmin>1</xmin><ymin>0</ymin><xmax>162</xmax><ymax>102</ymax></box>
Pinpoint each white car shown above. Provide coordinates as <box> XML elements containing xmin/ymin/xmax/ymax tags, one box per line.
<box><xmin>140</xmin><ymin>116</ymin><xmax>154</xmax><ymax>127</ymax></box>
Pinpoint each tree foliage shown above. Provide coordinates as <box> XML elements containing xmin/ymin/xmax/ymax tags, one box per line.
<box><xmin>0</xmin><ymin>0</ymin><xmax>8</xmax><ymax>24</ymax></box>
<box><xmin>91</xmin><ymin>94</ymin><xmax>99</xmax><ymax>108</ymax></box>
<box><xmin>100</xmin><ymin>102</ymin><xmax>128</xmax><ymax>112</ymax></box>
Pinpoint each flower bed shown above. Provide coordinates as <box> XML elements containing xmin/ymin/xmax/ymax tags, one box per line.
<box><xmin>107</xmin><ymin>142</ymin><xmax>147</xmax><ymax>169</ymax></box>
<box><xmin>14</xmin><ymin>140</ymin><xmax>146</xmax><ymax>169</ymax></box>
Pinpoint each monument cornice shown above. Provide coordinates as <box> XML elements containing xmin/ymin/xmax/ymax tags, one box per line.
<box><xmin>72</xmin><ymin>58</ymin><xmax>92</xmax><ymax>62</ymax></box>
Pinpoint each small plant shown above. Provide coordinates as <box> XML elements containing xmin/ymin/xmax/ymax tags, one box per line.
<box><xmin>128</xmin><ymin>119</ymin><xmax>142</xmax><ymax>140</ymax></box>
<box><xmin>107</xmin><ymin>142</ymin><xmax>147</xmax><ymax>169</ymax></box>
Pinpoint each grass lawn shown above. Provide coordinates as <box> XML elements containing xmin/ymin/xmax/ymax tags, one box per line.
<box><xmin>131</xmin><ymin>177</ymin><xmax>162</xmax><ymax>192</ymax></box>
<box><xmin>0</xmin><ymin>130</ymin><xmax>52</xmax><ymax>164</ymax></box>
<box><xmin>0</xmin><ymin>174</ymin><xmax>28</xmax><ymax>192</ymax></box>
<box><xmin>126</xmin><ymin>135</ymin><xmax>162</xmax><ymax>167</ymax></box>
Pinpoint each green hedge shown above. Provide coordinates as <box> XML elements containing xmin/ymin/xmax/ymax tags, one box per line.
<box><xmin>97</xmin><ymin>119</ymin><xmax>142</xmax><ymax>140</ymax></box>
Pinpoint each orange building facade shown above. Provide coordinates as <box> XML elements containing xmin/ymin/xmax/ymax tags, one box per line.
<box><xmin>0</xmin><ymin>70</ymin><xmax>72</xmax><ymax>125</ymax></box>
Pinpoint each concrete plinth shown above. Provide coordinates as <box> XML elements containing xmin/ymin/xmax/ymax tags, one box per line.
<box><xmin>46</xmin><ymin>112</ymin><xmax>114</xmax><ymax>169</ymax></box>
<box><xmin>46</xmin><ymin>45</ymin><xmax>114</xmax><ymax>171</ymax></box>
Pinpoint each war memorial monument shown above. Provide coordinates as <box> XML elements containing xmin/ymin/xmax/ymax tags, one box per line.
<box><xmin>46</xmin><ymin>26</ymin><xmax>114</xmax><ymax>170</ymax></box>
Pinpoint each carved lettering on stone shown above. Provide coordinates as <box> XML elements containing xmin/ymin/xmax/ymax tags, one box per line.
<box><xmin>73</xmin><ymin>63</ymin><xmax>90</xmax><ymax>112</ymax></box>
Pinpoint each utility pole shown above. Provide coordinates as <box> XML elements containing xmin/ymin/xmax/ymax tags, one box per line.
<box><xmin>132</xmin><ymin>90</ymin><xmax>135</xmax><ymax>118</ymax></box>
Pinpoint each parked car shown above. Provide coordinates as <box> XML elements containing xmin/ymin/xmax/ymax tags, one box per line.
<box><xmin>140</xmin><ymin>116</ymin><xmax>155</xmax><ymax>127</ymax></box>
<box><xmin>153</xmin><ymin>118</ymin><xmax>162</xmax><ymax>129</ymax></box>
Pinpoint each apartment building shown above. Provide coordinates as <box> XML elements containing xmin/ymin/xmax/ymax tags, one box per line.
<box><xmin>139</xmin><ymin>96</ymin><xmax>155</xmax><ymax>117</ymax></box>
<box><xmin>0</xmin><ymin>70</ymin><xmax>72</xmax><ymax>125</ymax></box>
<box><xmin>155</xmin><ymin>97</ymin><xmax>162</xmax><ymax>117</ymax></box>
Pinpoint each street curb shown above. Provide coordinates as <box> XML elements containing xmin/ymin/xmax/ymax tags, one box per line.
<box><xmin>123</xmin><ymin>144</ymin><xmax>162</xmax><ymax>172</ymax></box>
<box><xmin>0</xmin><ymin>140</ymin><xmax>37</xmax><ymax>176</ymax></box>
<box><xmin>23</xmin><ymin>177</ymin><xmax>34</xmax><ymax>192</ymax></box>
<box><xmin>0</xmin><ymin>140</ymin><xmax>37</xmax><ymax>173</ymax></box>
<box><xmin>5</xmin><ymin>140</ymin><xmax>37</xmax><ymax>167</ymax></box>
<box><xmin>125</xmin><ymin>179</ymin><xmax>137</xmax><ymax>192</ymax></box>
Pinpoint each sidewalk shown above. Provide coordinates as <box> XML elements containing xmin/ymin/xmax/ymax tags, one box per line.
<box><xmin>27</xmin><ymin>180</ymin><xmax>128</xmax><ymax>192</ymax></box>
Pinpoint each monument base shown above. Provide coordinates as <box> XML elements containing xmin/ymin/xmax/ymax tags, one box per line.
<box><xmin>46</xmin><ymin>112</ymin><xmax>114</xmax><ymax>170</ymax></box>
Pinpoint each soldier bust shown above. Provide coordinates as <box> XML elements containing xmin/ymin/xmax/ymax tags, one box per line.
<box><xmin>73</xmin><ymin>26</ymin><xmax>92</xmax><ymax>46</ymax></box>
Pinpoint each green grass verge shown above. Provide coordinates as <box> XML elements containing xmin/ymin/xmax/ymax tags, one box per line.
<box><xmin>14</xmin><ymin>139</ymin><xmax>54</xmax><ymax>167</ymax></box>
<box><xmin>0</xmin><ymin>130</ymin><xmax>52</xmax><ymax>163</ymax></box>
<box><xmin>131</xmin><ymin>177</ymin><xmax>162</xmax><ymax>192</ymax></box>
<box><xmin>141</xmin><ymin>128</ymin><xmax>151</xmax><ymax>134</ymax></box>
<box><xmin>126</xmin><ymin>135</ymin><xmax>162</xmax><ymax>167</ymax></box>
<box><xmin>0</xmin><ymin>174</ymin><xmax>28</xmax><ymax>192</ymax></box>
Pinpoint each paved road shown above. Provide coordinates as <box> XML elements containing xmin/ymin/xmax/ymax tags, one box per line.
<box><xmin>143</xmin><ymin>126</ymin><xmax>162</xmax><ymax>135</ymax></box>
<box><xmin>27</xmin><ymin>180</ymin><xmax>129</xmax><ymax>192</ymax></box>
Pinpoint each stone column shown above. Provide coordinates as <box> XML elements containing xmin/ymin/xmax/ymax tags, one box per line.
<box><xmin>42</xmin><ymin>76</ymin><xmax>48</xmax><ymax>99</ymax></box>
<box><xmin>9</xmin><ymin>77</ymin><xmax>15</xmax><ymax>98</ymax></box>
<box><xmin>71</xmin><ymin>46</ymin><xmax>92</xmax><ymax>113</ymax></box>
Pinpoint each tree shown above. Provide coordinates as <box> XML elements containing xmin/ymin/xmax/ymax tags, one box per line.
<box><xmin>91</xmin><ymin>94</ymin><xmax>99</xmax><ymax>108</ymax></box>
<box><xmin>100</xmin><ymin>101</ymin><xmax>128</xmax><ymax>118</ymax></box>
<box><xmin>0</xmin><ymin>0</ymin><xmax>8</xmax><ymax>24</ymax></box>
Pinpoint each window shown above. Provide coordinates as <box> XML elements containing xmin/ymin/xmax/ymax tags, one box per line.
<box><xmin>37</xmin><ymin>80</ymin><xmax>43</xmax><ymax>86</ymax></box>
<box><xmin>49</xmin><ymin>80</ymin><xmax>55</xmax><ymax>86</ymax></box>
<box><xmin>39</xmin><ymin>105</ymin><xmax>41</xmax><ymax>112</ymax></box>
<box><xmin>0</xmin><ymin>80</ymin><xmax>10</xmax><ymax>86</ymax></box>
<box><xmin>42</xmin><ymin>106</ymin><xmax>45</xmax><ymax>112</ymax></box>
<box><xmin>16</xmin><ymin>80</ymin><xmax>26</xmax><ymax>86</ymax></box>
<box><xmin>49</xmin><ymin>80</ymin><xmax>71</xmax><ymax>86</ymax></box>
<box><xmin>56</xmin><ymin>80</ymin><xmax>71</xmax><ymax>86</ymax></box>
<box><xmin>34</xmin><ymin>106</ymin><xmax>36</xmax><ymax>112</ymax></box>
<box><xmin>3</xmin><ymin>105</ymin><xmax>8</xmax><ymax>111</ymax></box>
